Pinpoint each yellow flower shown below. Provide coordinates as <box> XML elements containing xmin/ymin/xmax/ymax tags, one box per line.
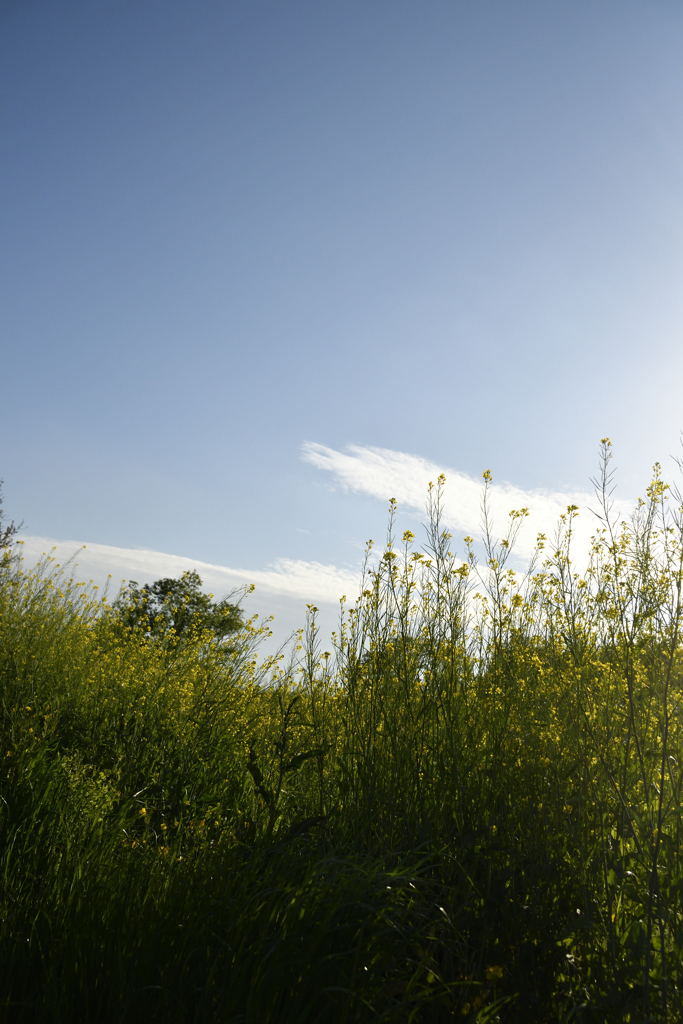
<box><xmin>485</xmin><ymin>965</ymin><xmax>503</xmax><ymax>981</ymax></box>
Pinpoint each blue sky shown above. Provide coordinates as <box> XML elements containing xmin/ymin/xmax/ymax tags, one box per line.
<box><xmin>3</xmin><ymin>1</ymin><xmax>683</xmax><ymax>643</ymax></box>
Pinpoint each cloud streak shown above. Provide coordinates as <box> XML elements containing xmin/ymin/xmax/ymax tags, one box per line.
<box><xmin>302</xmin><ymin>441</ymin><xmax>633</xmax><ymax>559</ymax></box>
<box><xmin>16</xmin><ymin>536</ymin><xmax>360</xmax><ymax>606</ymax></box>
<box><xmin>14</xmin><ymin>443</ymin><xmax>636</xmax><ymax>646</ymax></box>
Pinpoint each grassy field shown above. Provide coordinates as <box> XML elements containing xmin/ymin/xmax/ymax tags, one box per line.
<box><xmin>2</xmin><ymin>441</ymin><xmax>683</xmax><ymax>1023</ymax></box>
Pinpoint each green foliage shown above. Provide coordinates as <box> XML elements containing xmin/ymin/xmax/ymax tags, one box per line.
<box><xmin>1</xmin><ymin>443</ymin><xmax>683</xmax><ymax>1022</ymax></box>
<box><xmin>113</xmin><ymin>569</ymin><xmax>244</xmax><ymax>645</ymax></box>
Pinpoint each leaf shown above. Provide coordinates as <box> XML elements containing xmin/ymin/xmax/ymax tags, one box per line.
<box><xmin>246</xmin><ymin>748</ymin><xmax>263</xmax><ymax>788</ymax></box>
<box><xmin>286</xmin><ymin>815</ymin><xmax>326</xmax><ymax>840</ymax></box>
<box><xmin>246</xmin><ymin>748</ymin><xmax>273</xmax><ymax>805</ymax></box>
<box><xmin>283</xmin><ymin>748</ymin><xmax>326</xmax><ymax>774</ymax></box>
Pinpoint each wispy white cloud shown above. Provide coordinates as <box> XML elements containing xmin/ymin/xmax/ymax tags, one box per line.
<box><xmin>14</xmin><ymin>443</ymin><xmax>636</xmax><ymax>652</ymax></box>
<box><xmin>15</xmin><ymin>536</ymin><xmax>360</xmax><ymax>650</ymax></box>
<box><xmin>16</xmin><ymin>537</ymin><xmax>359</xmax><ymax>605</ymax></box>
<box><xmin>302</xmin><ymin>441</ymin><xmax>633</xmax><ymax>559</ymax></box>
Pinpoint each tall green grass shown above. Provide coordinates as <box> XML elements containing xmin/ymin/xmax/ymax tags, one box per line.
<box><xmin>1</xmin><ymin>440</ymin><xmax>683</xmax><ymax>1022</ymax></box>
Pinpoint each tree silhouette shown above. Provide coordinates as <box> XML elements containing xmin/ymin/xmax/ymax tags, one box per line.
<box><xmin>114</xmin><ymin>569</ymin><xmax>243</xmax><ymax>644</ymax></box>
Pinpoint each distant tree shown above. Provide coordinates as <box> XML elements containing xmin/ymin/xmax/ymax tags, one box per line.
<box><xmin>0</xmin><ymin>480</ymin><xmax>22</xmax><ymax>549</ymax></box>
<box><xmin>113</xmin><ymin>570</ymin><xmax>244</xmax><ymax>645</ymax></box>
